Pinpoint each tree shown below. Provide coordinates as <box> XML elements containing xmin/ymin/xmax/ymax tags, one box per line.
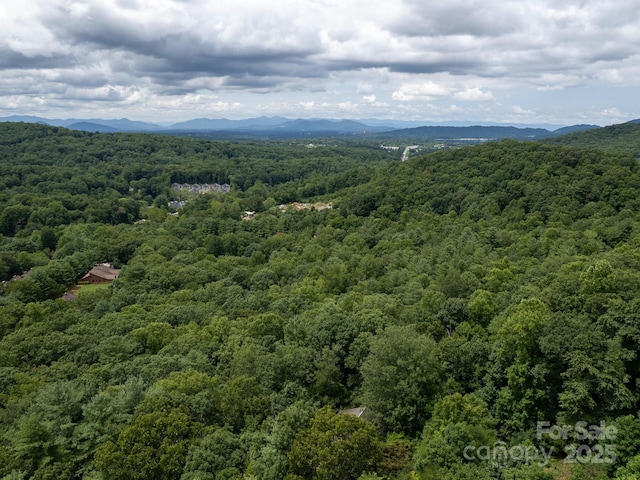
<box><xmin>12</xmin><ymin>380</ymin><xmax>86</xmax><ymax>477</ymax></box>
<box><xmin>249</xmin><ymin>401</ymin><xmax>316</xmax><ymax>480</ymax></box>
<box><xmin>136</xmin><ymin>369</ymin><xmax>220</xmax><ymax>424</ymax></box>
<box><xmin>615</xmin><ymin>453</ymin><xmax>640</xmax><ymax>480</ymax></box>
<box><xmin>288</xmin><ymin>406</ymin><xmax>381</xmax><ymax>480</ymax></box>
<box><xmin>437</xmin><ymin>322</ymin><xmax>491</xmax><ymax>393</ymax></box>
<box><xmin>467</xmin><ymin>289</ymin><xmax>498</xmax><ymax>326</ymax></box>
<box><xmin>580</xmin><ymin>259</ymin><xmax>617</xmax><ymax>317</ymax></box>
<box><xmin>488</xmin><ymin>298</ymin><xmax>552</xmax><ymax>435</ymax></box>
<box><xmin>39</xmin><ymin>227</ymin><xmax>58</xmax><ymax>251</ymax></box>
<box><xmin>359</xmin><ymin>325</ymin><xmax>441</xmax><ymax>435</ymax></box>
<box><xmin>218</xmin><ymin>375</ymin><xmax>269</xmax><ymax>432</ymax></box>
<box><xmin>45</xmin><ymin>260</ymin><xmax>76</xmax><ymax>288</ymax></box>
<box><xmin>0</xmin><ymin>205</ymin><xmax>31</xmax><ymax>236</ymax></box>
<box><xmin>436</xmin><ymin>297</ymin><xmax>468</xmax><ymax>336</ymax></box>
<box><xmin>73</xmin><ymin>377</ymin><xmax>146</xmax><ymax>469</ymax></box>
<box><xmin>559</xmin><ymin>338</ymin><xmax>634</xmax><ymax>421</ymax></box>
<box><xmin>414</xmin><ymin>393</ymin><xmax>496</xmax><ymax>471</ymax></box>
<box><xmin>94</xmin><ymin>408</ymin><xmax>200</xmax><ymax>480</ymax></box>
<box><xmin>182</xmin><ymin>428</ymin><xmax>246</xmax><ymax>480</ymax></box>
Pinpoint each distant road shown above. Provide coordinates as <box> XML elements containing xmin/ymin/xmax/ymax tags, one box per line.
<box><xmin>401</xmin><ymin>145</ymin><xmax>420</xmax><ymax>161</ymax></box>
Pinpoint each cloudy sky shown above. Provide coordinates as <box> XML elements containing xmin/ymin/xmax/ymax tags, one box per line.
<box><xmin>1</xmin><ymin>0</ymin><xmax>639</xmax><ymax>125</ymax></box>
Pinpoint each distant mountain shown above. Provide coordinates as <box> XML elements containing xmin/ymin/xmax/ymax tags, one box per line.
<box><xmin>66</xmin><ymin>122</ymin><xmax>119</xmax><ymax>133</ymax></box>
<box><xmin>551</xmin><ymin>124</ymin><xmax>600</xmax><ymax>136</ymax></box>
<box><xmin>0</xmin><ymin>115</ymin><xmax>52</xmax><ymax>124</ymax></box>
<box><xmin>166</xmin><ymin>117</ymin><xmax>289</xmax><ymax>131</ymax></box>
<box><xmin>52</xmin><ymin>118</ymin><xmax>162</xmax><ymax>131</ymax></box>
<box><xmin>84</xmin><ymin>118</ymin><xmax>163</xmax><ymax>131</ymax></box>
<box><xmin>375</xmin><ymin>125</ymin><xmax>555</xmax><ymax>141</ymax></box>
<box><xmin>0</xmin><ymin>115</ymin><xmax>609</xmax><ymax>140</ymax></box>
<box><xmin>275</xmin><ymin>118</ymin><xmax>385</xmax><ymax>133</ymax></box>
<box><xmin>356</xmin><ymin>118</ymin><xmax>429</xmax><ymax>129</ymax></box>
<box><xmin>360</xmin><ymin>119</ymin><xmax>566</xmax><ymax>130</ymax></box>
<box><xmin>164</xmin><ymin>117</ymin><xmax>392</xmax><ymax>137</ymax></box>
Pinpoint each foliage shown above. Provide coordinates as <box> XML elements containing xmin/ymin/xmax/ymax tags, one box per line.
<box><xmin>359</xmin><ymin>325</ymin><xmax>441</xmax><ymax>435</ymax></box>
<box><xmin>287</xmin><ymin>406</ymin><xmax>382</xmax><ymax>480</ymax></box>
<box><xmin>1</xmin><ymin>123</ymin><xmax>640</xmax><ymax>479</ymax></box>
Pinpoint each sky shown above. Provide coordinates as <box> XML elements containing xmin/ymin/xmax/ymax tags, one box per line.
<box><xmin>1</xmin><ymin>0</ymin><xmax>640</xmax><ymax>126</ymax></box>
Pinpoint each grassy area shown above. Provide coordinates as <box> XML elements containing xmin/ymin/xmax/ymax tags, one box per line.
<box><xmin>74</xmin><ymin>283</ymin><xmax>111</xmax><ymax>295</ymax></box>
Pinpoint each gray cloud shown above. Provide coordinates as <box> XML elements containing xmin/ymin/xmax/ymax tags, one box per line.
<box><xmin>25</xmin><ymin>0</ymin><xmax>640</xmax><ymax>84</ymax></box>
<box><xmin>0</xmin><ymin>0</ymin><xmax>639</xmax><ymax>123</ymax></box>
<box><xmin>0</xmin><ymin>45</ymin><xmax>74</xmax><ymax>69</ymax></box>
<box><xmin>41</xmin><ymin>1</ymin><xmax>323</xmax><ymax>79</ymax></box>
<box><xmin>388</xmin><ymin>0</ymin><xmax>525</xmax><ymax>37</ymax></box>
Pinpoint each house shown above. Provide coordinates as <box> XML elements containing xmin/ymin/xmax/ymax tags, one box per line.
<box><xmin>81</xmin><ymin>263</ymin><xmax>121</xmax><ymax>284</ymax></box>
<box><xmin>242</xmin><ymin>211</ymin><xmax>256</xmax><ymax>220</ymax></box>
<box><xmin>171</xmin><ymin>183</ymin><xmax>231</xmax><ymax>194</ymax></box>
<box><xmin>339</xmin><ymin>407</ymin><xmax>370</xmax><ymax>419</ymax></box>
<box><xmin>168</xmin><ymin>200</ymin><xmax>188</xmax><ymax>209</ymax></box>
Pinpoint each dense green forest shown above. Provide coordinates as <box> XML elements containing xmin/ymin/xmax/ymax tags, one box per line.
<box><xmin>544</xmin><ymin>121</ymin><xmax>640</xmax><ymax>159</ymax></box>
<box><xmin>1</xmin><ymin>122</ymin><xmax>640</xmax><ymax>480</ymax></box>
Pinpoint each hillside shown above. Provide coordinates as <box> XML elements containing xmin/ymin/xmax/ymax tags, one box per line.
<box><xmin>544</xmin><ymin>120</ymin><xmax>640</xmax><ymax>158</ymax></box>
<box><xmin>1</xmin><ymin>124</ymin><xmax>640</xmax><ymax>479</ymax></box>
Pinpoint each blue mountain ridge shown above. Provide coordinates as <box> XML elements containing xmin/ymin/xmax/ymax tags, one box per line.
<box><xmin>0</xmin><ymin>115</ymin><xmax>607</xmax><ymax>138</ymax></box>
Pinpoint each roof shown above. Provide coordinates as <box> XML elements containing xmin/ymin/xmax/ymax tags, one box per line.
<box><xmin>339</xmin><ymin>407</ymin><xmax>368</xmax><ymax>418</ymax></box>
<box><xmin>82</xmin><ymin>263</ymin><xmax>120</xmax><ymax>281</ymax></box>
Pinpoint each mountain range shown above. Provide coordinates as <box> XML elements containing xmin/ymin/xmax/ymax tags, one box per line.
<box><xmin>0</xmin><ymin>114</ymin><xmax>606</xmax><ymax>140</ymax></box>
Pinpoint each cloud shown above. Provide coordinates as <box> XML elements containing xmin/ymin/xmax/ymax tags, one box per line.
<box><xmin>0</xmin><ymin>45</ymin><xmax>74</xmax><ymax>69</ymax></box>
<box><xmin>600</xmin><ymin>107</ymin><xmax>625</xmax><ymax>119</ymax></box>
<box><xmin>37</xmin><ymin>0</ymin><xmax>325</xmax><ymax>87</ymax></box>
<box><xmin>392</xmin><ymin>82</ymin><xmax>450</xmax><ymax>101</ymax></box>
<box><xmin>388</xmin><ymin>0</ymin><xmax>525</xmax><ymax>37</ymax></box>
<box><xmin>357</xmin><ymin>83</ymin><xmax>375</xmax><ymax>94</ymax></box>
<box><xmin>453</xmin><ymin>88</ymin><xmax>495</xmax><ymax>101</ymax></box>
<box><xmin>512</xmin><ymin>105</ymin><xmax>535</xmax><ymax>115</ymax></box>
<box><xmin>0</xmin><ymin>0</ymin><xmax>639</xmax><ymax>122</ymax></box>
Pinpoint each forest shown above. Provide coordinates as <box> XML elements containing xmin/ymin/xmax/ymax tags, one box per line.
<box><xmin>1</xmin><ymin>121</ymin><xmax>640</xmax><ymax>480</ymax></box>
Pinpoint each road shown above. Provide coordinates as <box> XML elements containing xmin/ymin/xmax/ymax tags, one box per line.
<box><xmin>401</xmin><ymin>145</ymin><xmax>420</xmax><ymax>161</ymax></box>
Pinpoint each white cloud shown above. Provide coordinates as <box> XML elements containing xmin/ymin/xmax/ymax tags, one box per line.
<box><xmin>392</xmin><ymin>82</ymin><xmax>450</xmax><ymax>101</ymax></box>
<box><xmin>338</xmin><ymin>101</ymin><xmax>358</xmax><ymax>112</ymax></box>
<box><xmin>512</xmin><ymin>105</ymin><xmax>535</xmax><ymax>115</ymax></box>
<box><xmin>453</xmin><ymin>87</ymin><xmax>495</xmax><ymax>101</ymax></box>
<box><xmin>601</xmin><ymin>107</ymin><xmax>625</xmax><ymax>119</ymax></box>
